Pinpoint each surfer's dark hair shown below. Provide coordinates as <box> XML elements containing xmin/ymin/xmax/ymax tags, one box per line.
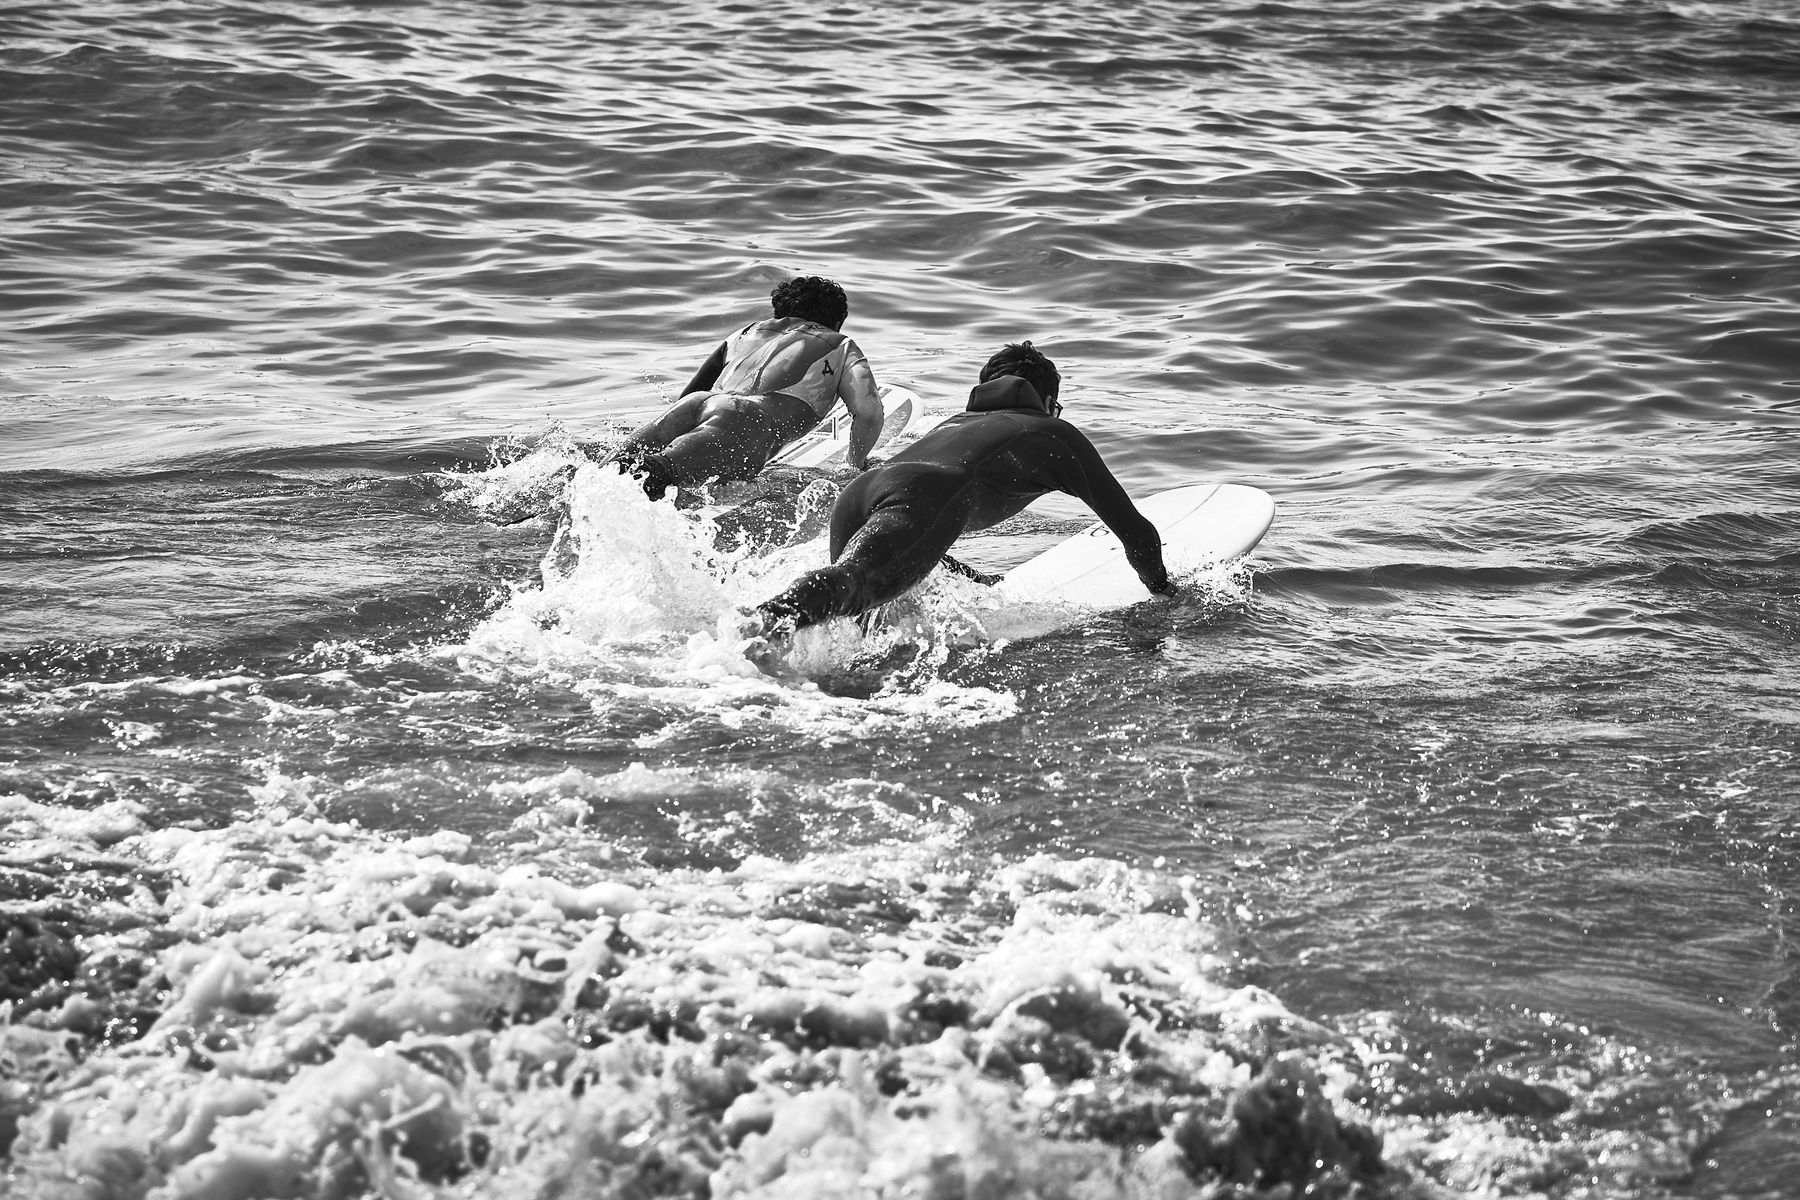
<box><xmin>770</xmin><ymin>276</ymin><xmax>849</xmax><ymax>330</ymax></box>
<box><xmin>979</xmin><ymin>341</ymin><xmax>1060</xmax><ymax>403</ymax></box>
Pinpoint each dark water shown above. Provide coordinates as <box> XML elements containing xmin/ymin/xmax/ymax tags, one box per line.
<box><xmin>4</xmin><ymin>1</ymin><xmax>1800</xmax><ymax>1197</ymax></box>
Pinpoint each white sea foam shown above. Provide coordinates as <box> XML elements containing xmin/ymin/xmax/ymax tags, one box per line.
<box><xmin>437</xmin><ymin>424</ymin><xmax>596</xmax><ymax>526</ymax></box>
<box><xmin>0</xmin><ymin>793</ymin><xmax>148</xmax><ymax>850</ymax></box>
<box><xmin>2</xmin><ymin>772</ymin><xmax>1718</xmax><ymax>1199</ymax></box>
<box><xmin>0</xmin><ymin>804</ymin><xmax>1329</xmax><ymax>1198</ymax></box>
<box><xmin>445</xmin><ymin>463</ymin><xmax>1021</xmax><ymax>733</ymax></box>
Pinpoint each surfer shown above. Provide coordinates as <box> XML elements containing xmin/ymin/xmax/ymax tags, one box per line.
<box><xmin>605</xmin><ymin>276</ymin><xmax>885</xmax><ymax>499</ymax></box>
<box><xmin>744</xmin><ymin>341</ymin><xmax>1172</xmax><ymax>649</ymax></box>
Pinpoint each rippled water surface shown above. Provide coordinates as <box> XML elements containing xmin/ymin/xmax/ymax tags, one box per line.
<box><xmin>4</xmin><ymin>1</ymin><xmax>1800</xmax><ymax>1197</ymax></box>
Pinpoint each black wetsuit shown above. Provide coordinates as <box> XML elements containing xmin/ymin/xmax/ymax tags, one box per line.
<box><xmin>759</xmin><ymin>383</ymin><xmax>1169</xmax><ymax>630</ymax></box>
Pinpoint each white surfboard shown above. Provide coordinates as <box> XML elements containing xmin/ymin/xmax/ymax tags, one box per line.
<box><xmin>702</xmin><ymin>385</ymin><xmax>948</xmax><ymax>544</ymax></box>
<box><xmin>773</xmin><ymin>383</ymin><xmax>937</xmax><ymax>470</ymax></box>
<box><xmin>1003</xmin><ymin>483</ymin><xmax>1275</xmax><ymax>608</ymax></box>
<box><xmin>764</xmin><ymin>483</ymin><xmax>1273</xmax><ymax>672</ymax></box>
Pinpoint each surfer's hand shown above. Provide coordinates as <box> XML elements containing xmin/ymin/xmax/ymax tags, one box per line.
<box><xmin>1147</xmin><ymin>573</ymin><xmax>1177</xmax><ymax>596</ymax></box>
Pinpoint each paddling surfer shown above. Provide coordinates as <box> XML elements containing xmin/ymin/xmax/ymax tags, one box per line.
<box><xmin>745</xmin><ymin>341</ymin><xmax>1172</xmax><ymax>650</ymax></box>
<box><xmin>607</xmin><ymin>276</ymin><xmax>885</xmax><ymax>499</ymax></box>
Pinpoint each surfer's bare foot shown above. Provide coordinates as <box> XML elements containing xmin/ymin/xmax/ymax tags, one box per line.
<box><xmin>939</xmin><ymin>553</ymin><xmax>1000</xmax><ymax>586</ymax></box>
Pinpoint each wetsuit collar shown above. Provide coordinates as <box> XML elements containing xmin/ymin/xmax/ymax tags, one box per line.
<box><xmin>966</xmin><ymin>376</ymin><xmax>1047</xmax><ymax>414</ymax></box>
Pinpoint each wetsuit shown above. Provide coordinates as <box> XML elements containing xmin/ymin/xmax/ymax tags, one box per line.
<box><xmin>613</xmin><ymin>317</ymin><xmax>881</xmax><ymax>498</ymax></box>
<box><xmin>757</xmin><ymin>377</ymin><xmax>1170</xmax><ymax>630</ymax></box>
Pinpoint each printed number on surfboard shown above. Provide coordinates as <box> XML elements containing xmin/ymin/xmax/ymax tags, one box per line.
<box><xmin>1003</xmin><ymin>483</ymin><xmax>1275</xmax><ymax>610</ymax></box>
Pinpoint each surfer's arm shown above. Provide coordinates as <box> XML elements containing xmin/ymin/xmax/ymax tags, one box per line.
<box><xmin>1102</xmin><ymin>500</ymin><xmax>1173</xmax><ymax>595</ymax></box>
<box><xmin>678</xmin><ymin>341</ymin><xmax>728</xmax><ymax>398</ymax></box>
<box><xmin>1101</xmin><ymin>491</ymin><xmax>1172</xmax><ymax>595</ymax></box>
<box><xmin>837</xmin><ymin>341</ymin><xmax>884</xmax><ymax>472</ymax></box>
<box><xmin>1050</xmin><ymin>428</ymin><xmax>1172</xmax><ymax>595</ymax></box>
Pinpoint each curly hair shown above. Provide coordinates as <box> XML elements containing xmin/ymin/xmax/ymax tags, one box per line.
<box><xmin>769</xmin><ymin>276</ymin><xmax>849</xmax><ymax>330</ymax></box>
<box><xmin>978</xmin><ymin>341</ymin><xmax>1060</xmax><ymax>403</ymax></box>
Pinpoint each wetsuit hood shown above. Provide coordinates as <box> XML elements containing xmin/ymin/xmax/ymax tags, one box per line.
<box><xmin>966</xmin><ymin>376</ymin><xmax>1047</xmax><ymax>414</ymax></box>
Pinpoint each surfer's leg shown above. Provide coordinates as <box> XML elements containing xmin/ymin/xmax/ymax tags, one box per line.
<box><xmin>652</xmin><ymin>394</ymin><xmax>819</xmax><ymax>491</ymax></box>
<box><xmin>749</xmin><ymin>472</ymin><xmax>882</xmax><ymax>634</ymax></box>
<box><xmin>607</xmin><ymin>393</ymin><xmax>709</xmax><ymax>498</ymax></box>
<box><xmin>611</xmin><ymin>393</ymin><xmax>705</xmax><ymax>464</ymax></box>
<box><xmin>759</xmin><ymin>470</ymin><xmax>973</xmax><ymax>630</ymax></box>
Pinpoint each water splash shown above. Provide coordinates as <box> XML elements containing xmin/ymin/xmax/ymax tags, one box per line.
<box><xmin>436</xmin><ymin>424</ymin><xmax>596</xmax><ymax>527</ymax></box>
<box><xmin>446</xmin><ymin>464</ymin><xmax>1020</xmax><ymax>732</ymax></box>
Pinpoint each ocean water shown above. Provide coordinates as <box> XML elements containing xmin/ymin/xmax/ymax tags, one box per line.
<box><xmin>4</xmin><ymin>0</ymin><xmax>1800</xmax><ymax>1196</ymax></box>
